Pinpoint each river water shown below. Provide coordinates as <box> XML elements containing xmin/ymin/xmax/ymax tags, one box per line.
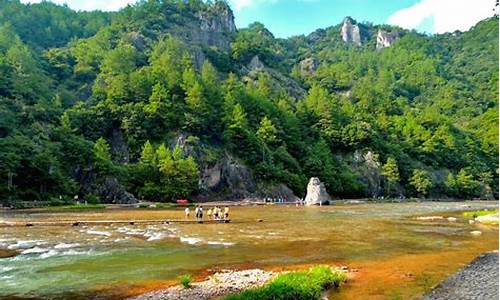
<box><xmin>0</xmin><ymin>201</ymin><xmax>498</xmax><ymax>299</ymax></box>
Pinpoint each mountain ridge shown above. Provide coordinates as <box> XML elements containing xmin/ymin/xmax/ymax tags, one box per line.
<box><xmin>0</xmin><ymin>0</ymin><xmax>498</xmax><ymax>205</ymax></box>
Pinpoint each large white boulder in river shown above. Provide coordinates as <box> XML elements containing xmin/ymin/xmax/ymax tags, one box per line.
<box><xmin>305</xmin><ymin>177</ymin><xmax>331</xmax><ymax>206</ymax></box>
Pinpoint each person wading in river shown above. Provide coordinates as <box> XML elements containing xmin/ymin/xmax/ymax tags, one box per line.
<box><xmin>224</xmin><ymin>206</ymin><xmax>230</xmax><ymax>220</ymax></box>
<box><xmin>184</xmin><ymin>207</ymin><xmax>190</xmax><ymax>220</ymax></box>
<box><xmin>213</xmin><ymin>206</ymin><xmax>219</xmax><ymax>220</ymax></box>
<box><xmin>197</xmin><ymin>205</ymin><xmax>204</xmax><ymax>221</ymax></box>
<box><xmin>194</xmin><ymin>205</ymin><xmax>200</xmax><ymax>220</ymax></box>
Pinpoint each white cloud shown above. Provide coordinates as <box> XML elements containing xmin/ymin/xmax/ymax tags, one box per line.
<box><xmin>387</xmin><ymin>0</ymin><xmax>495</xmax><ymax>33</ymax></box>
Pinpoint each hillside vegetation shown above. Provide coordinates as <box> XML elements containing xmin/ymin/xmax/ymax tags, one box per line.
<box><xmin>0</xmin><ymin>0</ymin><xmax>498</xmax><ymax>205</ymax></box>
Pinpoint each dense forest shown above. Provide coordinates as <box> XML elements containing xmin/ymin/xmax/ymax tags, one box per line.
<box><xmin>0</xmin><ymin>0</ymin><xmax>498</xmax><ymax>206</ymax></box>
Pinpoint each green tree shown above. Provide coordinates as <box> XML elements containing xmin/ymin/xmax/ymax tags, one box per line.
<box><xmin>256</xmin><ymin>116</ymin><xmax>278</xmax><ymax>145</ymax></box>
<box><xmin>140</xmin><ymin>140</ymin><xmax>156</xmax><ymax>166</ymax></box>
<box><xmin>93</xmin><ymin>137</ymin><xmax>113</xmax><ymax>175</ymax></box>
<box><xmin>410</xmin><ymin>169</ymin><xmax>432</xmax><ymax>196</ymax></box>
<box><xmin>381</xmin><ymin>157</ymin><xmax>400</xmax><ymax>196</ymax></box>
<box><xmin>455</xmin><ymin>169</ymin><xmax>481</xmax><ymax>198</ymax></box>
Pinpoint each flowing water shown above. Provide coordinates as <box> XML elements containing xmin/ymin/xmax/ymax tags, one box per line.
<box><xmin>0</xmin><ymin>201</ymin><xmax>498</xmax><ymax>300</ymax></box>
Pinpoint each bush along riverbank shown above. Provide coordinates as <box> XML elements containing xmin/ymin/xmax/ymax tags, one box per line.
<box><xmin>225</xmin><ymin>266</ymin><xmax>347</xmax><ymax>300</ymax></box>
<box><xmin>130</xmin><ymin>266</ymin><xmax>347</xmax><ymax>300</ymax></box>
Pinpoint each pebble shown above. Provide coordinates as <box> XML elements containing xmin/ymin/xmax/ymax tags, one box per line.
<box><xmin>470</xmin><ymin>231</ymin><xmax>482</xmax><ymax>236</ymax></box>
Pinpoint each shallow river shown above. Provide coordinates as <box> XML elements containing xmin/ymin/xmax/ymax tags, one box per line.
<box><xmin>0</xmin><ymin>201</ymin><xmax>498</xmax><ymax>300</ymax></box>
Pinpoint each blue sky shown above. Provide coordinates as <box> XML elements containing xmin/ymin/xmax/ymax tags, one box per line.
<box><xmin>231</xmin><ymin>0</ymin><xmax>418</xmax><ymax>37</ymax></box>
<box><xmin>21</xmin><ymin>0</ymin><xmax>496</xmax><ymax>38</ymax></box>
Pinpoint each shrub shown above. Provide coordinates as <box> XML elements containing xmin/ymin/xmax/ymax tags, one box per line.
<box><xmin>179</xmin><ymin>274</ymin><xmax>192</xmax><ymax>289</ymax></box>
<box><xmin>463</xmin><ymin>209</ymin><xmax>498</xmax><ymax>219</ymax></box>
<box><xmin>225</xmin><ymin>266</ymin><xmax>347</xmax><ymax>300</ymax></box>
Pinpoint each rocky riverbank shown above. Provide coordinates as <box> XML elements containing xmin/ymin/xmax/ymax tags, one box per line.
<box><xmin>129</xmin><ymin>269</ymin><xmax>276</xmax><ymax>300</ymax></box>
<box><xmin>421</xmin><ymin>251</ymin><xmax>499</xmax><ymax>300</ymax></box>
<box><xmin>0</xmin><ymin>248</ymin><xmax>18</xmax><ymax>258</ymax></box>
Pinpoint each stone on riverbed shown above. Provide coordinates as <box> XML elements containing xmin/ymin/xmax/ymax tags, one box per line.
<box><xmin>0</xmin><ymin>248</ymin><xmax>18</xmax><ymax>258</ymax></box>
<box><xmin>470</xmin><ymin>231</ymin><xmax>482</xmax><ymax>236</ymax></box>
<box><xmin>416</xmin><ymin>216</ymin><xmax>444</xmax><ymax>221</ymax></box>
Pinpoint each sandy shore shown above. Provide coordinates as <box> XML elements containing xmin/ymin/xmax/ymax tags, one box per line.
<box><xmin>421</xmin><ymin>251</ymin><xmax>499</xmax><ymax>300</ymax></box>
<box><xmin>129</xmin><ymin>269</ymin><xmax>276</xmax><ymax>300</ymax></box>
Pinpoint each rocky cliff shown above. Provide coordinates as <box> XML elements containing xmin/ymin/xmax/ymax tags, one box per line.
<box><xmin>196</xmin><ymin>1</ymin><xmax>237</xmax><ymax>51</ymax></box>
<box><xmin>376</xmin><ymin>30</ymin><xmax>401</xmax><ymax>49</ymax></box>
<box><xmin>341</xmin><ymin>17</ymin><xmax>363</xmax><ymax>46</ymax></box>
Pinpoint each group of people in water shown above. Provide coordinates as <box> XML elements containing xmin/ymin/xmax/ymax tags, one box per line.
<box><xmin>184</xmin><ymin>205</ymin><xmax>229</xmax><ymax>221</ymax></box>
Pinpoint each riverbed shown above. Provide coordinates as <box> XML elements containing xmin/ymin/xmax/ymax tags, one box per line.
<box><xmin>0</xmin><ymin>201</ymin><xmax>498</xmax><ymax>299</ymax></box>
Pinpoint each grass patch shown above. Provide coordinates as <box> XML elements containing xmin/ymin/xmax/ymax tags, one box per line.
<box><xmin>179</xmin><ymin>274</ymin><xmax>192</xmax><ymax>289</ymax></box>
<box><xmin>225</xmin><ymin>266</ymin><xmax>347</xmax><ymax>300</ymax></box>
<box><xmin>50</xmin><ymin>204</ymin><xmax>106</xmax><ymax>210</ymax></box>
<box><xmin>463</xmin><ymin>209</ymin><xmax>498</xmax><ymax>219</ymax></box>
<box><xmin>138</xmin><ymin>203</ymin><xmax>195</xmax><ymax>209</ymax></box>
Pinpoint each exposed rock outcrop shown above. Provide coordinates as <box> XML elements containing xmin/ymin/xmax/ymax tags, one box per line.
<box><xmin>376</xmin><ymin>30</ymin><xmax>400</xmax><ymax>49</ymax></box>
<box><xmin>97</xmin><ymin>176</ymin><xmax>137</xmax><ymax>204</ymax></box>
<box><xmin>298</xmin><ymin>57</ymin><xmax>318</xmax><ymax>76</ymax></box>
<box><xmin>261</xmin><ymin>184</ymin><xmax>300</xmax><ymax>203</ymax></box>
<box><xmin>242</xmin><ymin>55</ymin><xmax>306</xmax><ymax>99</ymax></box>
<box><xmin>351</xmin><ymin>150</ymin><xmax>383</xmax><ymax>198</ymax></box>
<box><xmin>196</xmin><ymin>1</ymin><xmax>237</xmax><ymax>51</ymax></box>
<box><xmin>341</xmin><ymin>17</ymin><xmax>362</xmax><ymax>46</ymax></box>
<box><xmin>199</xmin><ymin>154</ymin><xmax>256</xmax><ymax>200</ymax></box>
<box><xmin>304</xmin><ymin>177</ymin><xmax>331</xmax><ymax>206</ymax></box>
<box><xmin>248</xmin><ymin>55</ymin><xmax>265</xmax><ymax>70</ymax></box>
<box><xmin>109</xmin><ymin>127</ymin><xmax>129</xmax><ymax>163</ymax></box>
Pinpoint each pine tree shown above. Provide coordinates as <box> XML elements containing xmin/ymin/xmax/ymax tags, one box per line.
<box><xmin>410</xmin><ymin>169</ymin><xmax>432</xmax><ymax>196</ymax></box>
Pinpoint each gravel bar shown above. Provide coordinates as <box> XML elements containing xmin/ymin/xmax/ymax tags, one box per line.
<box><xmin>421</xmin><ymin>251</ymin><xmax>499</xmax><ymax>300</ymax></box>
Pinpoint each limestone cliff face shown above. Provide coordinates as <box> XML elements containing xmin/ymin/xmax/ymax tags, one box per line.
<box><xmin>199</xmin><ymin>154</ymin><xmax>257</xmax><ymax>200</ymax></box>
<box><xmin>341</xmin><ymin>17</ymin><xmax>362</xmax><ymax>46</ymax></box>
<box><xmin>376</xmin><ymin>30</ymin><xmax>400</xmax><ymax>49</ymax></box>
<box><xmin>196</xmin><ymin>2</ymin><xmax>237</xmax><ymax>51</ymax></box>
<box><xmin>157</xmin><ymin>2</ymin><xmax>236</xmax><ymax>68</ymax></box>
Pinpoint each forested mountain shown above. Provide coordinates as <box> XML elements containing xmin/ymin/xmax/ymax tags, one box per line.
<box><xmin>0</xmin><ymin>0</ymin><xmax>498</xmax><ymax>206</ymax></box>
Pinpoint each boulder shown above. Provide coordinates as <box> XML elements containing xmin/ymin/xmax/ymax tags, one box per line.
<box><xmin>97</xmin><ymin>177</ymin><xmax>137</xmax><ymax>204</ymax></box>
<box><xmin>304</xmin><ymin>177</ymin><xmax>331</xmax><ymax>206</ymax></box>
